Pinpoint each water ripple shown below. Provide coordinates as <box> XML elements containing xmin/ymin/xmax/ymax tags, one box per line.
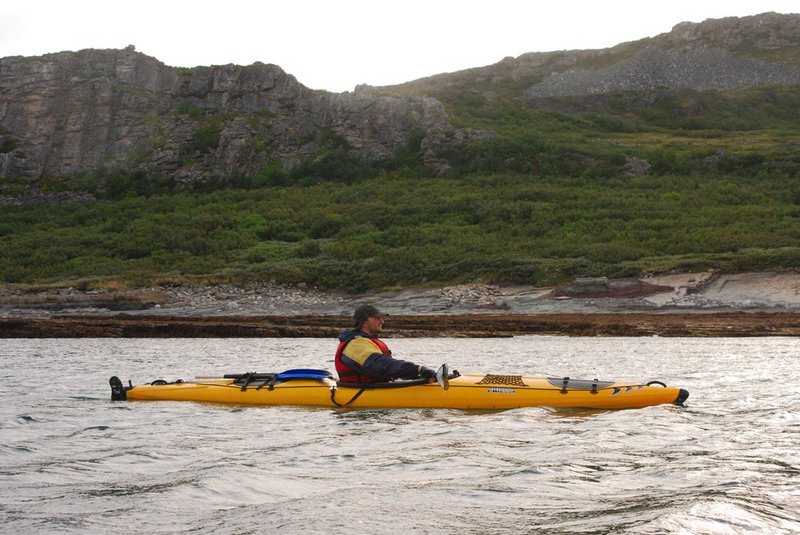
<box><xmin>1</xmin><ymin>336</ymin><xmax>799</xmax><ymax>533</ymax></box>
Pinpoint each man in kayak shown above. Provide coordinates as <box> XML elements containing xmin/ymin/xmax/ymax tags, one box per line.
<box><xmin>335</xmin><ymin>304</ymin><xmax>438</xmax><ymax>383</ymax></box>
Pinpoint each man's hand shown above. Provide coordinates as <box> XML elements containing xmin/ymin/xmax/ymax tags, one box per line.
<box><xmin>419</xmin><ymin>366</ymin><xmax>437</xmax><ymax>381</ymax></box>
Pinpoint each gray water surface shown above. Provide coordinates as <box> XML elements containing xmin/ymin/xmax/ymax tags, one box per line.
<box><xmin>1</xmin><ymin>336</ymin><xmax>798</xmax><ymax>534</ymax></box>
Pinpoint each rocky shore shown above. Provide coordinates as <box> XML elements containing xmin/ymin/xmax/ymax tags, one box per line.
<box><xmin>2</xmin><ymin>311</ymin><xmax>799</xmax><ymax>338</ymax></box>
<box><xmin>1</xmin><ymin>271</ymin><xmax>799</xmax><ymax>337</ymax></box>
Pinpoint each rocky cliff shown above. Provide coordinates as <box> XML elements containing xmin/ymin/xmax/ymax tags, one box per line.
<box><xmin>525</xmin><ymin>13</ymin><xmax>800</xmax><ymax>98</ymax></box>
<box><xmin>399</xmin><ymin>12</ymin><xmax>800</xmax><ymax>98</ymax></box>
<box><xmin>2</xmin><ymin>12</ymin><xmax>799</xmax><ymax>183</ymax></box>
<box><xmin>0</xmin><ymin>46</ymin><xmax>454</xmax><ymax>181</ymax></box>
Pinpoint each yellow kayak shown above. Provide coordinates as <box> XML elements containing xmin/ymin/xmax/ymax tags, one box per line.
<box><xmin>110</xmin><ymin>368</ymin><xmax>688</xmax><ymax>410</ymax></box>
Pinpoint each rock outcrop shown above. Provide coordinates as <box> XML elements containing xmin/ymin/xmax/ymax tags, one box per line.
<box><xmin>2</xmin><ymin>271</ymin><xmax>799</xmax><ymax>337</ymax></box>
<box><xmin>398</xmin><ymin>12</ymin><xmax>800</xmax><ymax>98</ymax></box>
<box><xmin>524</xmin><ymin>43</ymin><xmax>800</xmax><ymax>99</ymax></box>
<box><xmin>0</xmin><ymin>47</ymin><xmax>452</xmax><ymax>181</ymax></box>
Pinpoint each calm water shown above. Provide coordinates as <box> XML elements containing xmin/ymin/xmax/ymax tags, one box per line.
<box><xmin>1</xmin><ymin>336</ymin><xmax>798</xmax><ymax>534</ymax></box>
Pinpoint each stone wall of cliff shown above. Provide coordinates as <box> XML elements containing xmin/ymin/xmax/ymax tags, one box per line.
<box><xmin>0</xmin><ymin>47</ymin><xmax>453</xmax><ymax>181</ymax></box>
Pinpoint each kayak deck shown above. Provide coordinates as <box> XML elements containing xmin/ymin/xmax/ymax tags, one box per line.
<box><xmin>111</xmin><ymin>371</ymin><xmax>689</xmax><ymax>410</ymax></box>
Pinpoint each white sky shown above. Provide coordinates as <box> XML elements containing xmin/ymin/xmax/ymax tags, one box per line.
<box><xmin>1</xmin><ymin>1</ymin><xmax>798</xmax><ymax>92</ymax></box>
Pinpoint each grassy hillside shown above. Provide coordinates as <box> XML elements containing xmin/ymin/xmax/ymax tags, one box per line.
<box><xmin>2</xmin><ymin>86</ymin><xmax>800</xmax><ymax>291</ymax></box>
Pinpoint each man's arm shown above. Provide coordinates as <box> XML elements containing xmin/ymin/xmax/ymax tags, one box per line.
<box><xmin>361</xmin><ymin>353</ymin><xmax>426</xmax><ymax>379</ymax></box>
<box><xmin>342</xmin><ymin>338</ymin><xmax>432</xmax><ymax>379</ymax></box>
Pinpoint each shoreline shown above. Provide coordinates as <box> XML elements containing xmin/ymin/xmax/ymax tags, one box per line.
<box><xmin>2</xmin><ymin>311</ymin><xmax>799</xmax><ymax>338</ymax></box>
<box><xmin>2</xmin><ymin>271</ymin><xmax>799</xmax><ymax>337</ymax></box>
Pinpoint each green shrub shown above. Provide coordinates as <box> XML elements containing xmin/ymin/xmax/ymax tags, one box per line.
<box><xmin>4</xmin><ymin>84</ymin><xmax>800</xmax><ymax>289</ymax></box>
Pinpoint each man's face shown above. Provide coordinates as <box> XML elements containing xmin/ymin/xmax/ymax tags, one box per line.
<box><xmin>362</xmin><ymin>315</ymin><xmax>384</xmax><ymax>335</ymax></box>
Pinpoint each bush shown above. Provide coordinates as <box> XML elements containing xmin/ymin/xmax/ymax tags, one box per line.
<box><xmin>5</xmin><ymin>84</ymin><xmax>800</xmax><ymax>289</ymax></box>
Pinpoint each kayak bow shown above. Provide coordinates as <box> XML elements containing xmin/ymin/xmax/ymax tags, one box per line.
<box><xmin>110</xmin><ymin>369</ymin><xmax>689</xmax><ymax>410</ymax></box>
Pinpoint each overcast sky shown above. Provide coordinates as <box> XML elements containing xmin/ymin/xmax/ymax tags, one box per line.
<box><xmin>1</xmin><ymin>1</ymin><xmax>798</xmax><ymax>92</ymax></box>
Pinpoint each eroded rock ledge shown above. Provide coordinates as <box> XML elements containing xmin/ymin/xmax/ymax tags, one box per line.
<box><xmin>1</xmin><ymin>312</ymin><xmax>799</xmax><ymax>338</ymax></box>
